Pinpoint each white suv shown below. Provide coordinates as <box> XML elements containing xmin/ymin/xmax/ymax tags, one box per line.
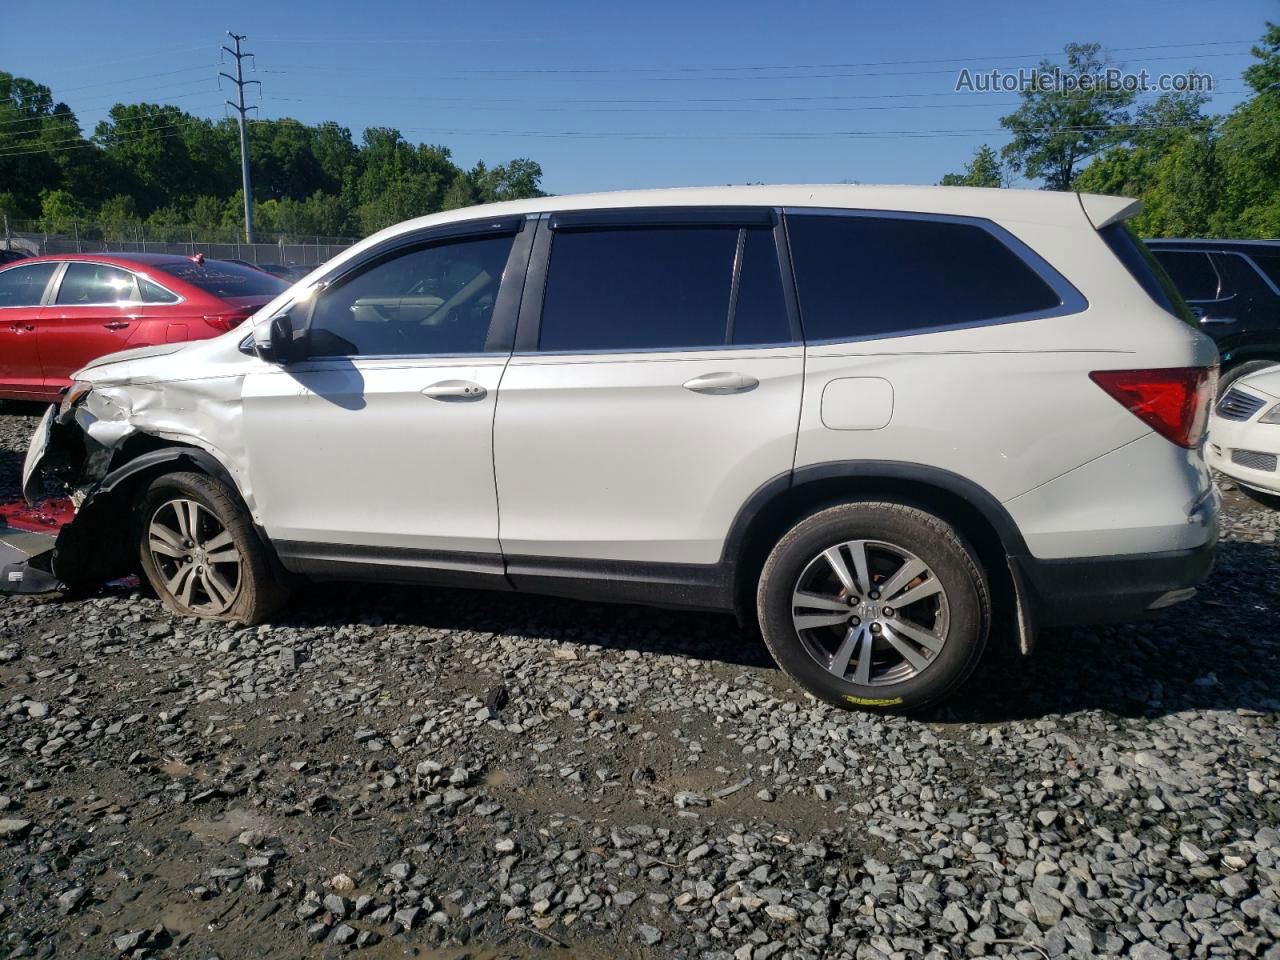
<box><xmin>13</xmin><ymin>185</ymin><xmax>1220</xmax><ymax>713</ymax></box>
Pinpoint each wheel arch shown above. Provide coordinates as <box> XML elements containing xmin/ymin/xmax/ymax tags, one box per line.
<box><xmin>52</xmin><ymin>439</ymin><xmax>268</xmax><ymax>588</ymax></box>
<box><xmin>724</xmin><ymin>461</ymin><xmax>1035</xmax><ymax>654</ymax></box>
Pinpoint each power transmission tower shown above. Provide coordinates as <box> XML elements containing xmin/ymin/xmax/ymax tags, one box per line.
<box><xmin>220</xmin><ymin>33</ymin><xmax>261</xmax><ymax>244</ymax></box>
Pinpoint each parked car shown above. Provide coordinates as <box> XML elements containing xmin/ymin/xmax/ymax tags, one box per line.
<box><xmin>226</xmin><ymin>259</ymin><xmax>317</xmax><ymax>283</ymax></box>
<box><xmin>1146</xmin><ymin>239</ymin><xmax>1280</xmax><ymax>395</ymax></box>
<box><xmin>1208</xmin><ymin>363</ymin><xmax>1280</xmax><ymax>506</ymax></box>
<box><xmin>11</xmin><ymin>186</ymin><xmax>1219</xmax><ymax>713</ymax></box>
<box><xmin>0</xmin><ymin>253</ymin><xmax>286</xmax><ymax>402</ymax></box>
<box><xmin>0</xmin><ymin>249</ymin><xmax>28</xmax><ymax>267</ymax></box>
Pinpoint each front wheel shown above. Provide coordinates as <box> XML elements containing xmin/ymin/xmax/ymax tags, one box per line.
<box><xmin>757</xmin><ymin>502</ymin><xmax>989</xmax><ymax>713</ymax></box>
<box><xmin>135</xmin><ymin>471</ymin><xmax>287</xmax><ymax>624</ymax></box>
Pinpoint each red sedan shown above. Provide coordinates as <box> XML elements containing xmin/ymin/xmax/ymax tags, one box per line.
<box><xmin>0</xmin><ymin>253</ymin><xmax>287</xmax><ymax>402</ymax></box>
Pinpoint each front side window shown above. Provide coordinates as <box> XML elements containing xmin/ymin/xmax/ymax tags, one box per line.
<box><xmin>1151</xmin><ymin>250</ymin><xmax>1220</xmax><ymax>301</ymax></box>
<box><xmin>307</xmin><ymin>233</ymin><xmax>515</xmax><ymax>357</ymax></box>
<box><xmin>56</xmin><ymin>262</ymin><xmax>139</xmax><ymax>305</ymax></box>
<box><xmin>538</xmin><ymin>224</ymin><xmax>789</xmax><ymax>352</ymax></box>
<box><xmin>0</xmin><ymin>262</ymin><xmax>58</xmax><ymax>308</ymax></box>
<box><xmin>786</xmin><ymin>213</ymin><xmax>1063</xmax><ymax>342</ymax></box>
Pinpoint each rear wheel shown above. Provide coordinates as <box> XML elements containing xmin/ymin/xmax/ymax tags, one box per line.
<box><xmin>135</xmin><ymin>471</ymin><xmax>286</xmax><ymax>624</ymax></box>
<box><xmin>757</xmin><ymin>502</ymin><xmax>989</xmax><ymax>713</ymax></box>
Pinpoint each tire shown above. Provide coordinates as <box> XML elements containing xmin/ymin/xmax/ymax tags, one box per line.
<box><xmin>1218</xmin><ymin>359</ymin><xmax>1279</xmax><ymax>398</ymax></box>
<box><xmin>135</xmin><ymin>471</ymin><xmax>287</xmax><ymax>624</ymax></box>
<box><xmin>756</xmin><ymin>501</ymin><xmax>989</xmax><ymax>714</ymax></box>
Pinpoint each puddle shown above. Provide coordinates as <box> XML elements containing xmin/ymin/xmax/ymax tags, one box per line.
<box><xmin>184</xmin><ymin>807</ymin><xmax>273</xmax><ymax>844</ymax></box>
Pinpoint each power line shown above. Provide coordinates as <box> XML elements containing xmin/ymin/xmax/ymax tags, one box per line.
<box><xmin>250</xmin><ymin>36</ymin><xmax>1252</xmax><ymax>69</ymax></box>
<box><xmin>220</xmin><ymin>32</ymin><xmax>261</xmax><ymax>244</ymax></box>
<box><xmin>262</xmin><ymin>47</ymin><xmax>1248</xmax><ymax>84</ymax></box>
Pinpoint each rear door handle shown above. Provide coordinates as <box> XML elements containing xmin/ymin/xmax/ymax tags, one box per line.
<box><xmin>103</xmin><ymin>321</ymin><xmax>131</xmax><ymax>330</ymax></box>
<box><xmin>421</xmin><ymin>380</ymin><xmax>487</xmax><ymax>401</ymax></box>
<box><xmin>682</xmin><ymin>371</ymin><xmax>759</xmax><ymax>395</ymax></box>
<box><xmin>9</xmin><ymin>322</ymin><xmax>35</xmax><ymax>333</ymax></box>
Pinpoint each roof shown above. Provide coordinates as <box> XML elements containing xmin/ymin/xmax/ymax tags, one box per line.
<box><xmin>1145</xmin><ymin>238</ymin><xmax>1280</xmax><ymax>251</ymax></box>
<box><xmin>10</xmin><ymin>251</ymin><xmax>213</xmax><ymax>267</ymax></box>
<box><xmin>362</xmin><ymin>184</ymin><xmax>1122</xmax><ymax>248</ymax></box>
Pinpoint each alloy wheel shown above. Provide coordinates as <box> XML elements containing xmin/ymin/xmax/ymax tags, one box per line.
<box><xmin>147</xmin><ymin>498</ymin><xmax>242</xmax><ymax>615</ymax></box>
<box><xmin>791</xmin><ymin>539</ymin><xmax>950</xmax><ymax>686</ymax></box>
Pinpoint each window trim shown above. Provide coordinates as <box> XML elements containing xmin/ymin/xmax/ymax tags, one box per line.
<box><xmin>297</xmin><ymin>216</ymin><xmax>534</xmax><ymax>362</ymax></box>
<box><xmin>0</xmin><ymin>260</ymin><xmax>64</xmax><ymax>310</ymax></box>
<box><xmin>781</xmin><ymin>207</ymin><xmax>1088</xmax><ymax>347</ymax></box>
<box><xmin>514</xmin><ymin>208</ymin><xmax>802</xmax><ymax>356</ymax></box>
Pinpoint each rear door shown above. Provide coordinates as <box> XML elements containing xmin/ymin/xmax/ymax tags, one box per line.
<box><xmin>493</xmin><ymin>207</ymin><xmax>804</xmax><ymax>582</ymax></box>
<box><xmin>38</xmin><ymin>261</ymin><xmax>142</xmax><ymax>391</ymax></box>
<box><xmin>0</xmin><ymin>261</ymin><xmax>60</xmax><ymax>400</ymax></box>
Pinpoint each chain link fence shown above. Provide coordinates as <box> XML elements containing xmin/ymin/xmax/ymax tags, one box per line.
<box><xmin>0</xmin><ymin>216</ymin><xmax>357</xmax><ymax>267</ymax></box>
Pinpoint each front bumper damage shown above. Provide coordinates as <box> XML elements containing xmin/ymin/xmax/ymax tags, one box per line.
<box><xmin>2</xmin><ymin>375</ymin><xmax>253</xmax><ymax>595</ymax></box>
<box><xmin>1</xmin><ymin>398</ymin><xmax>134</xmax><ymax>594</ymax></box>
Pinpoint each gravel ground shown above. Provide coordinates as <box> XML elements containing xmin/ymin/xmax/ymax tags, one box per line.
<box><xmin>0</xmin><ymin>402</ymin><xmax>1278</xmax><ymax>960</ymax></box>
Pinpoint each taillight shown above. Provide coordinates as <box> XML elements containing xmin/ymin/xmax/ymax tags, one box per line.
<box><xmin>1089</xmin><ymin>366</ymin><xmax>1217</xmax><ymax>448</ymax></box>
<box><xmin>202</xmin><ymin>312</ymin><xmax>249</xmax><ymax>332</ymax></box>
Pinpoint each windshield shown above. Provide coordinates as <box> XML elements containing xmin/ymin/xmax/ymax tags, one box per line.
<box><xmin>154</xmin><ymin>259</ymin><xmax>288</xmax><ymax>299</ymax></box>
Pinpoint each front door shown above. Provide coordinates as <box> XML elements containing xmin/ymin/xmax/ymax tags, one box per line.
<box><xmin>241</xmin><ymin>221</ymin><xmax>530</xmax><ymax>575</ymax></box>
<box><xmin>38</xmin><ymin>261</ymin><xmax>141</xmax><ymax>392</ymax></box>
<box><xmin>493</xmin><ymin>210</ymin><xmax>804</xmax><ymax>576</ymax></box>
<box><xmin>0</xmin><ymin>261</ymin><xmax>60</xmax><ymax>400</ymax></box>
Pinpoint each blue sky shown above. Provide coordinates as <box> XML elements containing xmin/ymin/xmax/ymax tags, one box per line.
<box><xmin>2</xmin><ymin>0</ymin><xmax>1275</xmax><ymax>194</ymax></box>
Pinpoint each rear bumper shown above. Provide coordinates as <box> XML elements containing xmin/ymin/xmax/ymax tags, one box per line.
<box><xmin>1013</xmin><ymin>531</ymin><xmax>1217</xmax><ymax>627</ymax></box>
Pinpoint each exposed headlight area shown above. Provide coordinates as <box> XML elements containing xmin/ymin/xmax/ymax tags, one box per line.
<box><xmin>58</xmin><ymin>380</ymin><xmax>93</xmax><ymax>418</ymax></box>
<box><xmin>1259</xmin><ymin>403</ymin><xmax>1280</xmax><ymax>425</ymax></box>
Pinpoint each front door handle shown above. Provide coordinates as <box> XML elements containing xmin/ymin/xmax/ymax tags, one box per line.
<box><xmin>682</xmin><ymin>371</ymin><xmax>759</xmax><ymax>395</ymax></box>
<box><xmin>9</xmin><ymin>322</ymin><xmax>35</xmax><ymax>333</ymax></box>
<box><xmin>103</xmin><ymin>321</ymin><xmax>131</xmax><ymax>330</ymax></box>
<box><xmin>421</xmin><ymin>380</ymin><xmax>487</xmax><ymax>401</ymax></box>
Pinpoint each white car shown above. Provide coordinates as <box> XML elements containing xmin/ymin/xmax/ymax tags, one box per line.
<box><xmin>9</xmin><ymin>185</ymin><xmax>1220</xmax><ymax>713</ymax></box>
<box><xmin>1208</xmin><ymin>363</ymin><xmax>1280</xmax><ymax>502</ymax></box>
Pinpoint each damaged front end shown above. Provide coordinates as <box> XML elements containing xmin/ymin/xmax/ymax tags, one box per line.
<box><xmin>2</xmin><ymin>387</ymin><xmax>134</xmax><ymax>593</ymax></box>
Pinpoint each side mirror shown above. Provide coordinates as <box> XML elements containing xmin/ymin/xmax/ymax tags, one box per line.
<box><xmin>254</xmin><ymin>305</ymin><xmax>309</xmax><ymax>363</ymax></box>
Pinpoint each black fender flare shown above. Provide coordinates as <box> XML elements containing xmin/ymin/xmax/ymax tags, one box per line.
<box><xmin>721</xmin><ymin>460</ymin><xmax>1031</xmax><ymax>562</ymax></box>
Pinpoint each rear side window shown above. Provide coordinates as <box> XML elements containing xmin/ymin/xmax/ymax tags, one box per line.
<box><xmin>56</xmin><ymin>263</ymin><xmax>139</xmax><ymax>305</ymax></box>
<box><xmin>1151</xmin><ymin>250</ymin><xmax>1219</xmax><ymax>300</ymax></box>
<box><xmin>139</xmin><ymin>278</ymin><xmax>180</xmax><ymax>304</ymax></box>
<box><xmin>0</xmin><ymin>262</ymin><xmax>57</xmax><ymax>307</ymax></box>
<box><xmin>155</xmin><ymin>259</ymin><xmax>287</xmax><ymax>298</ymax></box>
<box><xmin>538</xmin><ymin>225</ymin><xmax>790</xmax><ymax>352</ymax></box>
<box><xmin>1250</xmin><ymin>251</ymin><xmax>1280</xmax><ymax>291</ymax></box>
<box><xmin>1103</xmin><ymin>226</ymin><xmax>1194</xmax><ymax>325</ymax></box>
<box><xmin>787</xmin><ymin>214</ymin><xmax>1062</xmax><ymax>342</ymax></box>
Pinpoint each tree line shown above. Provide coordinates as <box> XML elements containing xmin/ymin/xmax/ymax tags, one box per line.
<box><xmin>940</xmin><ymin>22</ymin><xmax>1280</xmax><ymax>238</ymax></box>
<box><xmin>0</xmin><ymin>75</ymin><xmax>545</xmax><ymax>240</ymax></box>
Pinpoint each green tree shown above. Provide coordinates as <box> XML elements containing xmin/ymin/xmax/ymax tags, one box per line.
<box><xmin>939</xmin><ymin>145</ymin><xmax>1003</xmax><ymax>186</ymax></box>
<box><xmin>1000</xmin><ymin>43</ymin><xmax>1135</xmax><ymax>190</ymax></box>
